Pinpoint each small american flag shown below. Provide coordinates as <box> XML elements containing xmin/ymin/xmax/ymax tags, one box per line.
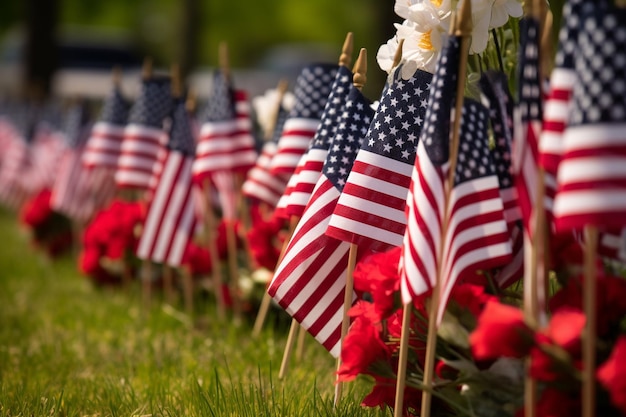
<box><xmin>115</xmin><ymin>76</ymin><xmax>172</xmax><ymax>190</ymax></box>
<box><xmin>326</xmin><ymin>67</ymin><xmax>433</xmax><ymax>253</ymax></box>
<box><xmin>193</xmin><ymin>70</ymin><xmax>257</xmax><ymax>181</ymax></box>
<box><xmin>269</xmin><ymin>64</ymin><xmax>337</xmax><ymax>176</ymax></box>
<box><xmin>83</xmin><ymin>86</ymin><xmax>130</xmax><ymax>170</ymax></box>
<box><xmin>284</xmin><ymin>65</ymin><xmax>353</xmax><ymax>218</ymax></box>
<box><xmin>400</xmin><ymin>35</ymin><xmax>511</xmax><ymax>319</ymax></box>
<box><xmin>50</xmin><ymin>101</ymin><xmax>100</xmax><ymax>223</ymax></box>
<box><xmin>513</xmin><ymin>16</ymin><xmax>543</xmax><ymax>236</ymax></box>
<box><xmin>137</xmin><ymin>98</ymin><xmax>198</xmax><ymax>266</ymax></box>
<box><xmin>268</xmin><ymin>85</ymin><xmax>373</xmax><ymax>357</ymax></box>
<box><xmin>553</xmin><ymin>2</ymin><xmax>626</xmax><ymax>231</ymax></box>
<box><xmin>480</xmin><ymin>70</ymin><xmax>523</xmax><ymax>288</ymax></box>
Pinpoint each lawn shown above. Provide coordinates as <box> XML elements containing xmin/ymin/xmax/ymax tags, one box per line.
<box><xmin>0</xmin><ymin>207</ymin><xmax>384</xmax><ymax>417</ymax></box>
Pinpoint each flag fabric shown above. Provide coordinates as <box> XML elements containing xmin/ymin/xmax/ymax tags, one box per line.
<box><xmin>115</xmin><ymin>76</ymin><xmax>172</xmax><ymax>189</ymax></box>
<box><xmin>539</xmin><ymin>0</ymin><xmax>583</xmax><ymax>219</ymax></box>
<box><xmin>513</xmin><ymin>16</ymin><xmax>543</xmax><ymax>236</ymax></box>
<box><xmin>136</xmin><ymin>98</ymin><xmax>198</xmax><ymax>266</ymax></box>
<box><xmin>0</xmin><ymin>112</ymin><xmax>31</xmax><ymax>209</ymax></box>
<box><xmin>326</xmin><ymin>67</ymin><xmax>433</xmax><ymax>253</ymax></box>
<box><xmin>284</xmin><ymin>65</ymin><xmax>353</xmax><ymax>218</ymax></box>
<box><xmin>268</xmin><ymin>85</ymin><xmax>373</xmax><ymax>357</ymax></box>
<box><xmin>241</xmin><ymin>104</ymin><xmax>290</xmax><ymax>207</ymax></box>
<box><xmin>83</xmin><ymin>86</ymin><xmax>130</xmax><ymax>170</ymax></box>
<box><xmin>553</xmin><ymin>0</ymin><xmax>626</xmax><ymax>231</ymax></box>
<box><xmin>269</xmin><ymin>64</ymin><xmax>337</xmax><ymax>176</ymax></box>
<box><xmin>192</xmin><ymin>70</ymin><xmax>257</xmax><ymax>181</ymax></box>
<box><xmin>480</xmin><ymin>70</ymin><xmax>524</xmax><ymax>288</ymax></box>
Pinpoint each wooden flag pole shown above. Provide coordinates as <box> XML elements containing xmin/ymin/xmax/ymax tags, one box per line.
<box><xmin>225</xmin><ymin>218</ymin><xmax>242</xmax><ymax>322</ymax></box>
<box><xmin>203</xmin><ymin>179</ymin><xmax>226</xmax><ymax>319</ymax></box>
<box><xmin>334</xmin><ymin>46</ymin><xmax>366</xmax><ymax>407</ymax></box>
<box><xmin>252</xmin><ymin>215</ymin><xmax>299</xmax><ymax>337</ymax></box>
<box><xmin>582</xmin><ymin>225</ymin><xmax>598</xmax><ymax>417</ymax></box>
<box><xmin>523</xmin><ymin>1</ymin><xmax>551</xmax><ymax>415</ymax></box>
<box><xmin>279</xmin><ymin>318</ymin><xmax>299</xmax><ymax>379</ymax></box>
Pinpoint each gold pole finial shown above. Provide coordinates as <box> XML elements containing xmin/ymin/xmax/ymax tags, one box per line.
<box><xmin>339</xmin><ymin>32</ymin><xmax>354</xmax><ymax>67</ymax></box>
<box><xmin>392</xmin><ymin>38</ymin><xmax>405</xmax><ymax>69</ymax></box>
<box><xmin>352</xmin><ymin>48</ymin><xmax>367</xmax><ymax>91</ymax></box>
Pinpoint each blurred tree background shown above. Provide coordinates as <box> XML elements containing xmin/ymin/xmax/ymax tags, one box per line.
<box><xmin>0</xmin><ymin>0</ymin><xmax>399</xmax><ymax>100</ymax></box>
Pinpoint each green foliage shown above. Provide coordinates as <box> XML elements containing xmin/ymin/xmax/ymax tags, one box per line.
<box><xmin>0</xmin><ymin>207</ymin><xmax>381</xmax><ymax>416</ymax></box>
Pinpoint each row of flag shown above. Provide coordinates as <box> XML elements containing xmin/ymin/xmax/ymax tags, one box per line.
<box><xmin>1</xmin><ymin>0</ymin><xmax>626</xmax><ymax>367</ymax></box>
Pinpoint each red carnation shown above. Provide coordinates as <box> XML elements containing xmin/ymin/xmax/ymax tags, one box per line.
<box><xmin>19</xmin><ymin>188</ymin><xmax>53</xmax><ymax>228</ymax></box>
<box><xmin>597</xmin><ymin>336</ymin><xmax>626</xmax><ymax>414</ymax></box>
<box><xmin>353</xmin><ymin>247</ymin><xmax>402</xmax><ymax>322</ymax></box>
<box><xmin>361</xmin><ymin>376</ymin><xmax>422</xmax><ymax>415</ymax></box>
<box><xmin>450</xmin><ymin>283</ymin><xmax>497</xmax><ymax>317</ymax></box>
<box><xmin>338</xmin><ymin>301</ymin><xmax>389</xmax><ymax>382</ymax></box>
<box><xmin>469</xmin><ymin>300</ymin><xmax>533</xmax><ymax>360</ymax></box>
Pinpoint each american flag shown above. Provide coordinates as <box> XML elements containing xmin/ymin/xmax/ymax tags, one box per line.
<box><xmin>50</xmin><ymin>101</ymin><xmax>100</xmax><ymax>223</ymax></box>
<box><xmin>268</xmin><ymin>85</ymin><xmax>373</xmax><ymax>357</ymax></box>
<box><xmin>136</xmin><ymin>98</ymin><xmax>198</xmax><ymax>266</ymax></box>
<box><xmin>83</xmin><ymin>85</ymin><xmax>130</xmax><ymax>170</ymax></box>
<box><xmin>115</xmin><ymin>76</ymin><xmax>172</xmax><ymax>190</ymax></box>
<box><xmin>402</xmin><ymin>99</ymin><xmax>512</xmax><ymax>322</ymax></box>
<box><xmin>241</xmin><ymin>104</ymin><xmax>290</xmax><ymax>207</ymax></box>
<box><xmin>269</xmin><ymin>64</ymin><xmax>337</xmax><ymax>176</ymax></box>
<box><xmin>326</xmin><ymin>67</ymin><xmax>433</xmax><ymax>253</ymax></box>
<box><xmin>0</xmin><ymin>115</ymin><xmax>30</xmax><ymax>209</ymax></box>
<box><xmin>553</xmin><ymin>2</ymin><xmax>626</xmax><ymax>232</ymax></box>
<box><xmin>480</xmin><ymin>70</ymin><xmax>524</xmax><ymax>288</ymax></box>
<box><xmin>539</xmin><ymin>0</ymin><xmax>582</xmax><ymax>219</ymax></box>
<box><xmin>284</xmin><ymin>65</ymin><xmax>353</xmax><ymax>218</ymax></box>
<box><xmin>513</xmin><ymin>16</ymin><xmax>543</xmax><ymax>236</ymax></box>
<box><xmin>400</xmin><ymin>35</ymin><xmax>511</xmax><ymax>317</ymax></box>
<box><xmin>192</xmin><ymin>70</ymin><xmax>257</xmax><ymax>181</ymax></box>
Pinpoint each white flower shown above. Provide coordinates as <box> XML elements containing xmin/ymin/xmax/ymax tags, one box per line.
<box><xmin>252</xmin><ymin>88</ymin><xmax>294</xmax><ymax>140</ymax></box>
<box><xmin>376</xmin><ymin>32</ymin><xmax>402</xmax><ymax>74</ymax></box>
<box><xmin>490</xmin><ymin>0</ymin><xmax>523</xmax><ymax>29</ymax></box>
<box><xmin>468</xmin><ymin>0</ymin><xmax>494</xmax><ymax>54</ymax></box>
<box><xmin>394</xmin><ymin>0</ymin><xmax>420</xmax><ymax>20</ymax></box>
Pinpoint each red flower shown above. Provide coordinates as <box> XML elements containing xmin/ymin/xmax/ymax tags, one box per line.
<box><xmin>526</xmin><ymin>309</ymin><xmax>586</xmax><ymax>382</ymax></box>
<box><xmin>450</xmin><ymin>284</ymin><xmax>496</xmax><ymax>317</ymax></box>
<box><xmin>353</xmin><ymin>247</ymin><xmax>402</xmax><ymax>321</ymax></box>
<box><xmin>550</xmin><ymin>273</ymin><xmax>626</xmax><ymax>336</ymax></box>
<box><xmin>338</xmin><ymin>301</ymin><xmax>389</xmax><ymax>382</ymax></box>
<box><xmin>515</xmin><ymin>387</ymin><xmax>580</xmax><ymax>417</ymax></box>
<box><xmin>19</xmin><ymin>188</ymin><xmax>53</xmax><ymax>228</ymax></box>
<box><xmin>182</xmin><ymin>241</ymin><xmax>212</xmax><ymax>275</ymax></box>
<box><xmin>597</xmin><ymin>336</ymin><xmax>626</xmax><ymax>414</ymax></box>
<box><xmin>361</xmin><ymin>376</ymin><xmax>422</xmax><ymax>416</ymax></box>
<box><xmin>469</xmin><ymin>300</ymin><xmax>533</xmax><ymax>360</ymax></box>
<box><xmin>246</xmin><ymin>215</ymin><xmax>283</xmax><ymax>270</ymax></box>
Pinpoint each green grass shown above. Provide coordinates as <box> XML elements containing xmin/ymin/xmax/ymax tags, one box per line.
<box><xmin>0</xmin><ymin>208</ymin><xmax>386</xmax><ymax>417</ymax></box>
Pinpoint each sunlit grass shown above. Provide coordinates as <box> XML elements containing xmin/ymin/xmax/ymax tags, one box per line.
<box><xmin>0</xmin><ymin>207</ymin><xmax>385</xmax><ymax>416</ymax></box>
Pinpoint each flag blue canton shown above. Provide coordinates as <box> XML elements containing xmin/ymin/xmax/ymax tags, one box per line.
<box><xmin>362</xmin><ymin>66</ymin><xmax>433</xmax><ymax>165</ymax></box>
<box><xmin>323</xmin><ymin>86</ymin><xmax>374</xmax><ymax>192</ymax></box>
<box><xmin>289</xmin><ymin>64</ymin><xmax>338</xmax><ymax>120</ymax></box>
<box><xmin>100</xmin><ymin>87</ymin><xmax>130</xmax><ymax>126</ymax></box>
<box><xmin>203</xmin><ymin>70</ymin><xmax>235</xmax><ymax>122</ymax></box>
<box><xmin>454</xmin><ymin>99</ymin><xmax>496</xmax><ymax>185</ymax></box>
<box><xmin>569</xmin><ymin>5</ymin><xmax>626</xmax><ymax>125</ymax></box>
<box><xmin>128</xmin><ymin>76</ymin><xmax>173</xmax><ymax>128</ymax></box>
<box><xmin>518</xmin><ymin>18</ymin><xmax>542</xmax><ymax>123</ymax></box>
<box><xmin>421</xmin><ymin>35</ymin><xmax>461</xmax><ymax>166</ymax></box>
<box><xmin>168</xmin><ymin>99</ymin><xmax>196</xmax><ymax>156</ymax></box>
<box><xmin>555</xmin><ymin>0</ymin><xmax>584</xmax><ymax>70</ymax></box>
<box><xmin>309</xmin><ymin>65</ymin><xmax>353</xmax><ymax>151</ymax></box>
<box><xmin>481</xmin><ymin>71</ymin><xmax>514</xmax><ymax>190</ymax></box>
